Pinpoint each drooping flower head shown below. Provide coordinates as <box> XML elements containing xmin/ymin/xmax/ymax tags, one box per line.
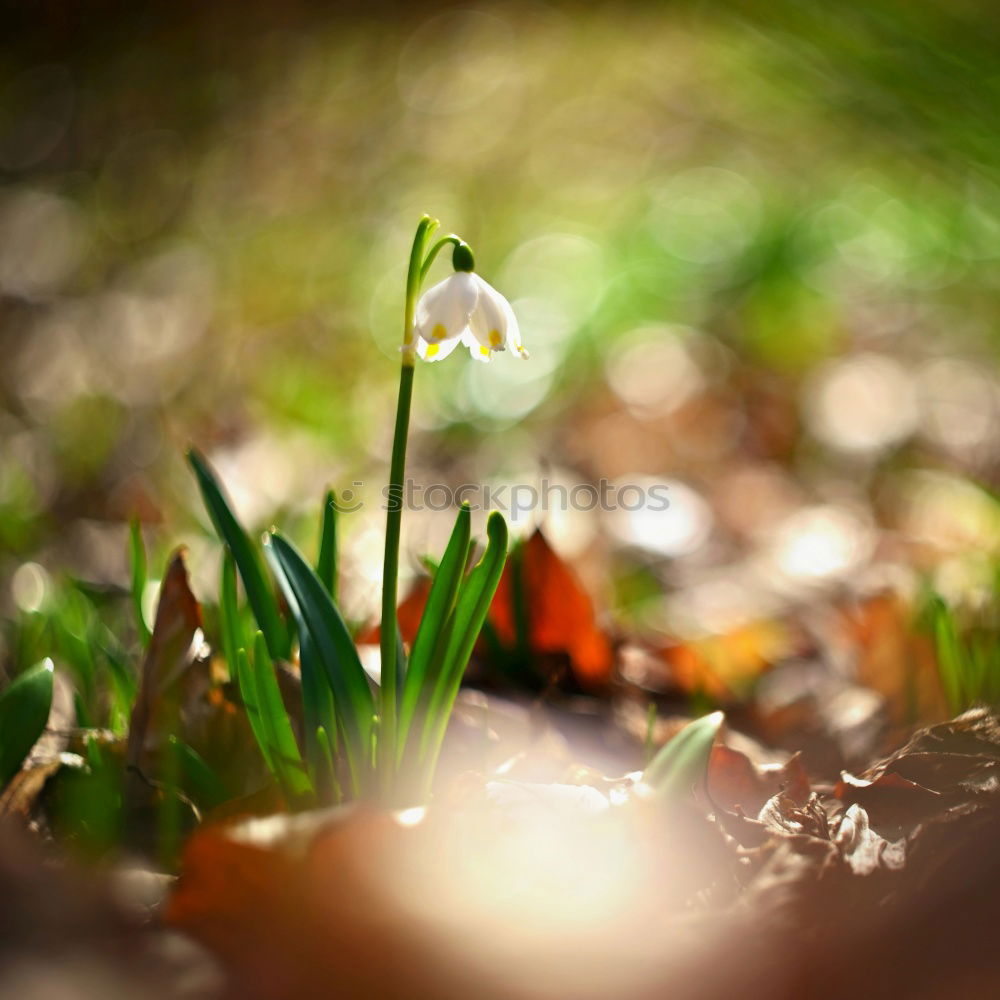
<box><xmin>411</xmin><ymin>242</ymin><xmax>527</xmax><ymax>363</ymax></box>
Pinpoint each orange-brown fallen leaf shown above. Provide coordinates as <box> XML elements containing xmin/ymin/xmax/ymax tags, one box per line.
<box><xmin>620</xmin><ymin>618</ymin><xmax>800</xmax><ymax>707</ymax></box>
<box><xmin>489</xmin><ymin>529</ymin><xmax>615</xmax><ymax>689</ymax></box>
<box><xmin>838</xmin><ymin>591</ymin><xmax>947</xmax><ymax>728</ymax></box>
<box><xmin>667</xmin><ymin>619</ymin><xmax>799</xmax><ymax>702</ymax></box>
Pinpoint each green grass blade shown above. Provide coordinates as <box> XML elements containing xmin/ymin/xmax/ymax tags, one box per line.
<box><xmin>168</xmin><ymin>735</ymin><xmax>230</xmax><ymax>811</ymax></box>
<box><xmin>418</xmin><ymin>512</ymin><xmax>508</xmax><ymax>775</ymax></box>
<box><xmin>398</xmin><ymin>504</ymin><xmax>471</xmax><ymax>751</ymax></box>
<box><xmin>264</xmin><ymin>531</ymin><xmax>375</xmax><ymax>790</ymax></box>
<box><xmin>73</xmin><ymin>691</ymin><xmax>91</xmax><ymax>729</ymax></box>
<box><xmin>933</xmin><ymin>598</ymin><xmax>963</xmax><ymax>713</ymax></box>
<box><xmin>642</xmin><ymin>710</ymin><xmax>724</xmax><ymax>803</ymax></box>
<box><xmin>0</xmin><ymin>658</ymin><xmax>54</xmax><ymax>788</ymax></box>
<box><xmin>250</xmin><ymin>631</ymin><xmax>313</xmax><ymax>805</ymax></box>
<box><xmin>317</xmin><ymin>489</ymin><xmax>338</xmax><ymax>600</ymax></box>
<box><xmin>187</xmin><ymin>447</ymin><xmax>288</xmax><ymax>660</ymax></box>
<box><xmin>96</xmin><ymin>623</ymin><xmax>138</xmax><ymax>734</ymax></box>
<box><xmin>50</xmin><ymin>588</ymin><xmax>97</xmax><ymax>707</ymax></box>
<box><xmin>967</xmin><ymin>637</ymin><xmax>986</xmax><ymax>706</ymax></box>
<box><xmin>129</xmin><ymin>519</ymin><xmax>152</xmax><ymax>648</ymax></box>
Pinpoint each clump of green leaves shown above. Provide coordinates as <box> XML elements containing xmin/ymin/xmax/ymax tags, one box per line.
<box><xmin>188</xmin><ymin>448</ymin><xmax>507</xmax><ymax>806</ymax></box>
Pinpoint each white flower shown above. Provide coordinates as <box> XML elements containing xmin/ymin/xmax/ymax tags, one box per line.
<box><xmin>412</xmin><ymin>271</ymin><xmax>527</xmax><ymax>363</ymax></box>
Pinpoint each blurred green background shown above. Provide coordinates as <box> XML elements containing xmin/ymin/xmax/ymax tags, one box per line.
<box><xmin>1</xmin><ymin>0</ymin><xmax>998</xmax><ymax>640</ymax></box>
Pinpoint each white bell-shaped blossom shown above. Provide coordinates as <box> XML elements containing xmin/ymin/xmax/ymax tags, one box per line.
<box><xmin>413</xmin><ymin>271</ymin><xmax>527</xmax><ymax>363</ymax></box>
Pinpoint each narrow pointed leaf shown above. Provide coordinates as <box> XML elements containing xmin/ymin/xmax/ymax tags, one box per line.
<box><xmin>251</xmin><ymin>632</ymin><xmax>312</xmax><ymax>804</ymax></box>
<box><xmin>264</xmin><ymin>532</ymin><xmax>375</xmax><ymax>788</ymax></box>
<box><xmin>187</xmin><ymin>447</ymin><xmax>287</xmax><ymax>660</ymax></box>
<box><xmin>317</xmin><ymin>489</ymin><xmax>338</xmax><ymax>600</ymax></box>
<box><xmin>642</xmin><ymin>711</ymin><xmax>724</xmax><ymax>803</ymax></box>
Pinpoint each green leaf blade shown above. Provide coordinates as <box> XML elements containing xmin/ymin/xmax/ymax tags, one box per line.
<box><xmin>187</xmin><ymin>447</ymin><xmax>288</xmax><ymax>660</ymax></box>
<box><xmin>235</xmin><ymin>645</ymin><xmax>273</xmax><ymax>771</ymax></box>
<box><xmin>398</xmin><ymin>504</ymin><xmax>471</xmax><ymax>750</ymax></box>
<box><xmin>642</xmin><ymin>711</ymin><xmax>724</xmax><ymax>804</ymax></box>
<box><xmin>250</xmin><ymin>631</ymin><xmax>313</xmax><ymax>805</ymax></box>
<box><xmin>317</xmin><ymin>489</ymin><xmax>338</xmax><ymax>600</ymax></box>
<box><xmin>0</xmin><ymin>658</ymin><xmax>54</xmax><ymax>788</ymax></box>
<box><xmin>418</xmin><ymin>511</ymin><xmax>508</xmax><ymax>777</ymax></box>
<box><xmin>219</xmin><ymin>553</ymin><xmax>246</xmax><ymax>679</ymax></box>
<box><xmin>168</xmin><ymin>735</ymin><xmax>230</xmax><ymax>812</ymax></box>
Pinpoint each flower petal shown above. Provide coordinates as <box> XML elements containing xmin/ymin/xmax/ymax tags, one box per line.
<box><xmin>468</xmin><ymin>274</ymin><xmax>510</xmax><ymax>352</ymax></box>
<box><xmin>461</xmin><ymin>328</ymin><xmax>493</xmax><ymax>363</ymax></box>
<box><xmin>414</xmin><ymin>272</ymin><xmax>478</xmax><ymax>346</ymax></box>
<box><xmin>502</xmin><ymin>296</ymin><xmax>528</xmax><ymax>359</ymax></box>
<box><xmin>416</xmin><ymin>333</ymin><xmax>462</xmax><ymax>363</ymax></box>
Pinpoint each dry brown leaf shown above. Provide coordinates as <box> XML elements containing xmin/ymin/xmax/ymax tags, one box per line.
<box><xmin>707</xmin><ymin>745</ymin><xmax>811</xmax><ymax>816</ymax></box>
<box><xmin>834</xmin><ymin>708</ymin><xmax>1000</xmax><ymax>834</ymax></box>
<box><xmin>834</xmin><ymin>803</ymin><xmax>905</xmax><ymax>876</ymax></box>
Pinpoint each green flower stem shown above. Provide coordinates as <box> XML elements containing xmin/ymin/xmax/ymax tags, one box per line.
<box><xmin>380</xmin><ymin>215</ymin><xmax>437</xmax><ymax>796</ymax></box>
<box><xmin>419</xmin><ymin>235</ymin><xmax>472</xmax><ymax>283</ymax></box>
